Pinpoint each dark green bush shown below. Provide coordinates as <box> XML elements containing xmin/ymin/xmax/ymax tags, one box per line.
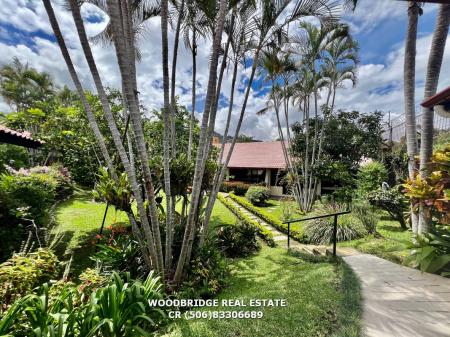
<box><xmin>304</xmin><ymin>205</ymin><xmax>367</xmax><ymax>245</ymax></box>
<box><xmin>352</xmin><ymin>201</ymin><xmax>378</xmax><ymax>234</ymax></box>
<box><xmin>357</xmin><ymin>161</ymin><xmax>388</xmax><ymax>196</ymax></box>
<box><xmin>179</xmin><ymin>242</ymin><xmax>229</xmax><ymax>299</ymax></box>
<box><xmin>0</xmin><ymin>248</ymin><xmax>58</xmax><ymax>314</ymax></box>
<box><xmin>368</xmin><ymin>186</ymin><xmax>408</xmax><ymax>229</ymax></box>
<box><xmin>245</xmin><ymin>186</ymin><xmax>270</xmax><ymax>205</ymax></box>
<box><xmin>216</xmin><ymin>222</ymin><xmax>260</xmax><ymax>258</ymax></box>
<box><xmin>220</xmin><ymin>181</ymin><xmax>251</xmax><ymax>195</ymax></box>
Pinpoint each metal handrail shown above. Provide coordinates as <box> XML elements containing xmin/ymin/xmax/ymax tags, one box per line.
<box><xmin>283</xmin><ymin>210</ymin><xmax>351</xmax><ymax>257</ymax></box>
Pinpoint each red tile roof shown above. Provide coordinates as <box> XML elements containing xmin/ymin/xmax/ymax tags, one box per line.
<box><xmin>220</xmin><ymin>141</ymin><xmax>287</xmax><ymax>169</ymax></box>
<box><xmin>421</xmin><ymin>85</ymin><xmax>450</xmax><ymax>108</ymax></box>
<box><xmin>0</xmin><ymin>124</ymin><xmax>44</xmax><ymax>148</ymax></box>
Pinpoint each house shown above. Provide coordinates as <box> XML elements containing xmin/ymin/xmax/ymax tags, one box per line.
<box><xmin>0</xmin><ymin>124</ymin><xmax>44</xmax><ymax>148</ymax></box>
<box><xmin>220</xmin><ymin>141</ymin><xmax>288</xmax><ymax>196</ymax></box>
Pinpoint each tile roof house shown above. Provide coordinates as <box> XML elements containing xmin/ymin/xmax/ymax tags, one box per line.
<box><xmin>219</xmin><ymin>141</ymin><xmax>288</xmax><ymax>196</ymax></box>
<box><xmin>0</xmin><ymin>124</ymin><xmax>44</xmax><ymax>149</ymax></box>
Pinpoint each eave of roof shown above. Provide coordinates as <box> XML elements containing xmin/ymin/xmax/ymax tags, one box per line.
<box><xmin>421</xmin><ymin>85</ymin><xmax>450</xmax><ymax>108</ymax></box>
<box><xmin>0</xmin><ymin>124</ymin><xmax>44</xmax><ymax>149</ymax></box>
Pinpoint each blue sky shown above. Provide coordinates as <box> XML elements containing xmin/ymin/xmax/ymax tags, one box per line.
<box><xmin>0</xmin><ymin>0</ymin><xmax>449</xmax><ymax>140</ymax></box>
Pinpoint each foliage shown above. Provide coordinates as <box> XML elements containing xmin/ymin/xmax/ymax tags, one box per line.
<box><xmin>304</xmin><ymin>204</ymin><xmax>367</xmax><ymax>245</ymax></box>
<box><xmin>351</xmin><ymin>201</ymin><xmax>378</xmax><ymax>234</ymax></box>
<box><xmin>217</xmin><ymin>194</ymin><xmax>275</xmax><ymax>246</ymax></box>
<box><xmin>78</xmin><ymin>268</ymin><xmax>107</xmax><ymax>301</ymax></box>
<box><xmin>0</xmin><ymin>271</ymin><xmax>166</xmax><ymax>337</ymax></box>
<box><xmin>403</xmin><ymin>144</ymin><xmax>450</xmax><ymax>224</ymax></box>
<box><xmin>215</xmin><ymin>222</ymin><xmax>260</xmax><ymax>258</ymax></box>
<box><xmin>0</xmin><ymin>144</ymin><xmax>29</xmax><ymax>173</ymax></box>
<box><xmin>93</xmin><ymin>168</ymin><xmax>132</xmax><ymax>212</ymax></box>
<box><xmin>405</xmin><ymin>224</ymin><xmax>450</xmax><ymax>276</ymax></box>
<box><xmin>179</xmin><ymin>243</ymin><xmax>229</xmax><ymax>299</ymax></box>
<box><xmin>220</xmin><ymin>181</ymin><xmax>251</xmax><ymax>196</ymax></box>
<box><xmin>356</xmin><ymin>161</ymin><xmax>388</xmax><ymax>196</ymax></box>
<box><xmin>0</xmin><ymin>248</ymin><xmax>58</xmax><ymax>314</ymax></box>
<box><xmin>228</xmin><ymin>192</ymin><xmax>306</xmax><ymax>242</ymax></box>
<box><xmin>368</xmin><ymin>186</ymin><xmax>409</xmax><ymax>229</ymax></box>
<box><xmin>382</xmin><ymin>141</ymin><xmax>408</xmax><ymax>185</ymax></box>
<box><xmin>245</xmin><ymin>185</ymin><xmax>270</xmax><ymax>205</ymax></box>
<box><xmin>92</xmin><ymin>225</ymin><xmax>144</xmax><ymax>278</ymax></box>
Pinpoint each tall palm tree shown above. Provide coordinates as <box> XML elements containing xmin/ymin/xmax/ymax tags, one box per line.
<box><xmin>404</xmin><ymin>1</ymin><xmax>422</xmax><ymax>234</ymax></box>
<box><xmin>41</xmin><ymin>0</ymin><xmax>117</xmax><ymax>183</ymax></box>
<box><xmin>418</xmin><ymin>3</ymin><xmax>450</xmax><ymax>234</ymax></box>
<box><xmin>68</xmin><ymin>0</ymin><xmax>155</xmax><ymax>267</ymax></box>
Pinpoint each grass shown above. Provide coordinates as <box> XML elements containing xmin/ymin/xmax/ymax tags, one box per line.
<box><xmin>162</xmin><ymin>245</ymin><xmax>362</xmax><ymax>337</ymax></box>
<box><xmin>52</xmin><ymin>191</ymin><xmax>237</xmax><ymax>276</ymax></box>
<box><xmin>338</xmin><ymin>217</ymin><xmax>412</xmax><ymax>264</ymax></box>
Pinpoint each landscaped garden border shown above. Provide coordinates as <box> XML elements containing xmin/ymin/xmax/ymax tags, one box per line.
<box><xmin>227</xmin><ymin>193</ymin><xmax>306</xmax><ymax>242</ymax></box>
<box><xmin>217</xmin><ymin>194</ymin><xmax>275</xmax><ymax>246</ymax></box>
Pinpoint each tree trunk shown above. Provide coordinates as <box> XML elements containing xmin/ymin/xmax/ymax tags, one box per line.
<box><xmin>418</xmin><ymin>4</ymin><xmax>450</xmax><ymax>234</ymax></box>
<box><xmin>187</xmin><ymin>29</ymin><xmax>197</xmax><ymax>161</ymax></box>
<box><xmin>161</xmin><ymin>0</ymin><xmax>175</xmax><ymax>272</ymax></box>
<box><xmin>404</xmin><ymin>1</ymin><xmax>420</xmax><ymax>234</ymax></box>
<box><xmin>173</xmin><ymin>0</ymin><xmax>228</xmax><ymax>283</ymax></box>
<box><xmin>107</xmin><ymin>0</ymin><xmax>164</xmax><ymax>273</ymax></box>
<box><xmin>42</xmin><ymin>0</ymin><xmax>116</xmax><ymax>182</ymax></box>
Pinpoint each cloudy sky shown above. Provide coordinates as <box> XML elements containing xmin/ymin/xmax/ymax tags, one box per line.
<box><xmin>0</xmin><ymin>0</ymin><xmax>449</xmax><ymax>140</ymax></box>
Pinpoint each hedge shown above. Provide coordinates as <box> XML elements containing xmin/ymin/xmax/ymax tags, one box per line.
<box><xmin>217</xmin><ymin>194</ymin><xmax>275</xmax><ymax>247</ymax></box>
<box><xmin>228</xmin><ymin>192</ymin><xmax>306</xmax><ymax>242</ymax></box>
<box><xmin>220</xmin><ymin>181</ymin><xmax>251</xmax><ymax>196</ymax></box>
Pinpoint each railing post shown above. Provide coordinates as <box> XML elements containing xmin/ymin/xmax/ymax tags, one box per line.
<box><xmin>287</xmin><ymin>222</ymin><xmax>290</xmax><ymax>251</ymax></box>
<box><xmin>332</xmin><ymin>214</ymin><xmax>337</xmax><ymax>257</ymax></box>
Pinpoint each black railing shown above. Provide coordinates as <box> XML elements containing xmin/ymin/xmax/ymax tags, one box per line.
<box><xmin>283</xmin><ymin>210</ymin><xmax>351</xmax><ymax>257</ymax></box>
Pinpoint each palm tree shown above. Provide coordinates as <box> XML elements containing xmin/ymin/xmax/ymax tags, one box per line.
<box><xmin>418</xmin><ymin>3</ymin><xmax>450</xmax><ymax>234</ymax></box>
<box><xmin>68</xmin><ymin>0</ymin><xmax>155</xmax><ymax>267</ymax></box>
<box><xmin>404</xmin><ymin>1</ymin><xmax>422</xmax><ymax>234</ymax></box>
<box><xmin>41</xmin><ymin>0</ymin><xmax>117</xmax><ymax>183</ymax></box>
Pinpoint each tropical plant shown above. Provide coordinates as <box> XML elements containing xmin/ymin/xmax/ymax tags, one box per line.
<box><xmin>368</xmin><ymin>186</ymin><xmax>409</xmax><ymax>229</ymax></box>
<box><xmin>216</xmin><ymin>222</ymin><xmax>260</xmax><ymax>258</ymax></box>
<box><xmin>356</xmin><ymin>161</ymin><xmax>388</xmax><ymax>196</ymax></box>
<box><xmin>245</xmin><ymin>186</ymin><xmax>271</xmax><ymax>205</ymax></box>
<box><xmin>352</xmin><ymin>201</ymin><xmax>378</xmax><ymax>234</ymax></box>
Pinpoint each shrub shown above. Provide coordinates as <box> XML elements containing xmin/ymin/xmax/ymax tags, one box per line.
<box><xmin>0</xmin><ymin>271</ymin><xmax>166</xmax><ymax>337</ymax></box>
<box><xmin>217</xmin><ymin>194</ymin><xmax>275</xmax><ymax>246</ymax></box>
<box><xmin>245</xmin><ymin>186</ymin><xmax>271</xmax><ymax>205</ymax></box>
<box><xmin>357</xmin><ymin>161</ymin><xmax>388</xmax><ymax>196</ymax></box>
<box><xmin>352</xmin><ymin>201</ymin><xmax>378</xmax><ymax>234</ymax></box>
<box><xmin>179</xmin><ymin>243</ymin><xmax>229</xmax><ymax>299</ymax></box>
<box><xmin>0</xmin><ymin>248</ymin><xmax>58</xmax><ymax>313</ymax></box>
<box><xmin>216</xmin><ymin>222</ymin><xmax>260</xmax><ymax>258</ymax></box>
<box><xmin>368</xmin><ymin>186</ymin><xmax>408</xmax><ymax>229</ymax></box>
<box><xmin>304</xmin><ymin>205</ymin><xmax>367</xmax><ymax>245</ymax></box>
<box><xmin>228</xmin><ymin>192</ymin><xmax>306</xmax><ymax>242</ymax></box>
<box><xmin>220</xmin><ymin>181</ymin><xmax>251</xmax><ymax>195</ymax></box>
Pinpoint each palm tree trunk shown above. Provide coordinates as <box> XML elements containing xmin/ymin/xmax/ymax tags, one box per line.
<box><xmin>187</xmin><ymin>29</ymin><xmax>197</xmax><ymax>161</ymax></box>
<box><xmin>68</xmin><ymin>0</ymin><xmax>160</xmax><ymax>270</ymax></box>
<box><xmin>107</xmin><ymin>0</ymin><xmax>164</xmax><ymax>273</ymax></box>
<box><xmin>161</xmin><ymin>0</ymin><xmax>175</xmax><ymax>272</ymax></box>
<box><xmin>42</xmin><ymin>0</ymin><xmax>117</xmax><ymax>182</ymax></box>
<box><xmin>418</xmin><ymin>3</ymin><xmax>450</xmax><ymax>234</ymax></box>
<box><xmin>173</xmin><ymin>0</ymin><xmax>228</xmax><ymax>284</ymax></box>
<box><xmin>404</xmin><ymin>1</ymin><xmax>420</xmax><ymax>234</ymax></box>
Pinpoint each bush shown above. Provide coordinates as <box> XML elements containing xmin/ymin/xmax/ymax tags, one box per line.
<box><xmin>179</xmin><ymin>243</ymin><xmax>229</xmax><ymax>299</ymax></box>
<box><xmin>220</xmin><ymin>181</ymin><xmax>251</xmax><ymax>195</ymax></box>
<box><xmin>0</xmin><ymin>248</ymin><xmax>58</xmax><ymax>313</ymax></box>
<box><xmin>228</xmin><ymin>192</ymin><xmax>306</xmax><ymax>242</ymax></box>
<box><xmin>304</xmin><ymin>205</ymin><xmax>367</xmax><ymax>245</ymax></box>
<box><xmin>352</xmin><ymin>201</ymin><xmax>378</xmax><ymax>234</ymax></box>
<box><xmin>0</xmin><ymin>271</ymin><xmax>166</xmax><ymax>337</ymax></box>
<box><xmin>217</xmin><ymin>194</ymin><xmax>275</xmax><ymax>246</ymax></box>
<box><xmin>357</xmin><ymin>161</ymin><xmax>388</xmax><ymax>196</ymax></box>
<box><xmin>368</xmin><ymin>186</ymin><xmax>408</xmax><ymax>229</ymax></box>
<box><xmin>245</xmin><ymin>186</ymin><xmax>271</xmax><ymax>205</ymax></box>
<box><xmin>216</xmin><ymin>222</ymin><xmax>260</xmax><ymax>258</ymax></box>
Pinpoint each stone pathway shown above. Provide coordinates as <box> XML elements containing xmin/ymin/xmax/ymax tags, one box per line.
<box><xmin>341</xmin><ymin>251</ymin><xmax>450</xmax><ymax>337</ymax></box>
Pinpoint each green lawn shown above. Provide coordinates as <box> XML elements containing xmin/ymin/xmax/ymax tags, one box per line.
<box><xmin>338</xmin><ymin>217</ymin><xmax>412</xmax><ymax>264</ymax></box>
<box><xmin>52</xmin><ymin>191</ymin><xmax>237</xmax><ymax>276</ymax></box>
<box><xmin>162</xmin><ymin>245</ymin><xmax>362</xmax><ymax>337</ymax></box>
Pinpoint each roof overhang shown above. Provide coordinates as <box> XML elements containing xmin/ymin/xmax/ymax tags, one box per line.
<box><xmin>421</xmin><ymin>86</ymin><xmax>450</xmax><ymax>108</ymax></box>
<box><xmin>0</xmin><ymin>125</ymin><xmax>44</xmax><ymax>149</ymax></box>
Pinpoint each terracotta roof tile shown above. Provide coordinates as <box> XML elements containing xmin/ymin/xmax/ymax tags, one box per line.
<box><xmin>219</xmin><ymin>141</ymin><xmax>287</xmax><ymax>169</ymax></box>
<box><xmin>0</xmin><ymin>124</ymin><xmax>44</xmax><ymax>147</ymax></box>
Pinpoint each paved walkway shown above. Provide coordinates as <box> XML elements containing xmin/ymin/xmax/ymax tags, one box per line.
<box><xmin>342</xmin><ymin>252</ymin><xmax>450</xmax><ymax>337</ymax></box>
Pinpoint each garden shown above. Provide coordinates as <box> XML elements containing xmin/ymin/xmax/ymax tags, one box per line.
<box><xmin>1</xmin><ymin>0</ymin><xmax>450</xmax><ymax>337</ymax></box>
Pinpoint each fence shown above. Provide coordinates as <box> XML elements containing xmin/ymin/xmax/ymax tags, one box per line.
<box><xmin>383</xmin><ymin>112</ymin><xmax>450</xmax><ymax>143</ymax></box>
